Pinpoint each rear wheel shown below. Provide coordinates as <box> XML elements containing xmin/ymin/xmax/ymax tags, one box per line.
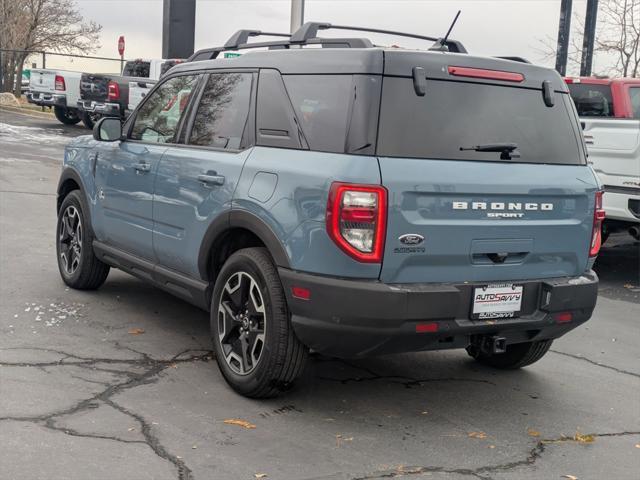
<box><xmin>56</xmin><ymin>191</ymin><xmax>110</xmax><ymax>289</ymax></box>
<box><xmin>210</xmin><ymin>248</ymin><xmax>307</xmax><ymax>398</ymax></box>
<box><xmin>81</xmin><ymin>111</ymin><xmax>100</xmax><ymax>130</ymax></box>
<box><xmin>467</xmin><ymin>339</ymin><xmax>553</xmax><ymax>369</ymax></box>
<box><xmin>54</xmin><ymin>106</ymin><xmax>81</xmax><ymax>125</ymax></box>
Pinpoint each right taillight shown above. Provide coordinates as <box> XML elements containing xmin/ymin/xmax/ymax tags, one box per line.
<box><xmin>589</xmin><ymin>191</ymin><xmax>606</xmax><ymax>257</ymax></box>
<box><xmin>326</xmin><ymin>182</ymin><xmax>387</xmax><ymax>263</ymax></box>
<box><xmin>107</xmin><ymin>81</ymin><xmax>120</xmax><ymax>101</ymax></box>
<box><xmin>54</xmin><ymin>75</ymin><xmax>65</xmax><ymax>91</ymax></box>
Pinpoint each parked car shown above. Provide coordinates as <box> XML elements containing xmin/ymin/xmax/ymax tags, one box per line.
<box><xmin>56</xmin><ymin>24</ymin><xmax>601</xmax><ymax>398</ymax></box>
<box><xmin>77</xmin><ymin>59</ymin><xmax>183</xmax><ymax>129</ymax></box>
<box><xmin>26</xmin><ymin>69</ymin><xmax>83</xmax><ymax>125</ymax></box>
<box><xmin>566</xmin><ymin>77</ymin><xmax>640</xmax><ymax>241</ymax></box>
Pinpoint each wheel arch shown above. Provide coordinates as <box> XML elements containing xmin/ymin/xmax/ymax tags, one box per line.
<box><xmin>56</xmin><ymin>168</ymin><xmax>95</xmax><ymax>233</ymax></box>
<box><xmin>198</xmin><ymin>210</ymin><xmax>291</xmax><ymax>283</ymax></box>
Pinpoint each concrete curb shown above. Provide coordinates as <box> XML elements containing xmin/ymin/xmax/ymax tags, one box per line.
<box><xmin>0</xmin><ymin>105</ymin><xmax>55</xmax><ymax>119</ymax></box>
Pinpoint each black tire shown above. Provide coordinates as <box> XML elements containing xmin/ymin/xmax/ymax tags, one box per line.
<box><xmin>81</xmin><ymin>111</ymin><xmax>99</xmax><ymax>130</ymax></box>
<box><xmin>210</xmin><ymin>247</ymin><xmax>308</xmax><ymax>398</ymax></box>
<box><xmin>54</xmin><ymin>106</ymin><xmax>81</xmax><ymax>125</ymax></box>
<box><xmin>467</xmin><ymin>339</ymin><xmax>553</xmax><ymax>369</ymax></box>
<box><xmin>56</xmin><ymin>190</ymin><xmax>110</xmax><ymax>290</ymax></box>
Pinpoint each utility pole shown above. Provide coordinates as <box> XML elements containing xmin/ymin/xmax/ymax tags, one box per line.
<box><xmin>162</xmin><ymin>0</ymin><xmax>196</xmax><ymax>59</ymax></box>
<box><xmin>580</xmin><ymin>0</ymin><xmax>599</xmax><ymax>76</ymax></box>
<box><xmin>290</xmin><ymin>0</ymin><xmax>305</xmax><ymax>34</ymax></box>
<box><xmin>555</xmin><ymin>0</ymin><xmax>573</xmax><ymax>76</ymax></box>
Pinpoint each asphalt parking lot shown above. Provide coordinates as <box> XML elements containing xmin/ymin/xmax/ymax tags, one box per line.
<box><xmin>1</xmin><ymin>109</ymin><xmax>639</xmax><ymax>480</ymax></box>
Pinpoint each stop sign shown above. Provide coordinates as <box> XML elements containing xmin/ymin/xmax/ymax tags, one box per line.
<box><xmin>118</xmin><ymin>36</ymin><xmax>125</xmax><ymax>56</ymax></box>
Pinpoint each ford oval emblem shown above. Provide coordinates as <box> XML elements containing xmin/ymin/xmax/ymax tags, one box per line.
<box><xmin>399</xmin><ymin>234</ymin><xmax>424</xmax><ymax>245</ymax></box>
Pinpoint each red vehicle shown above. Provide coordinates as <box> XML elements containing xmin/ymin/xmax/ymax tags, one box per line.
<box><xmin>564</xmin><ymin>77</ymin><xmax>640</xmax><ymax>118</ymax></box>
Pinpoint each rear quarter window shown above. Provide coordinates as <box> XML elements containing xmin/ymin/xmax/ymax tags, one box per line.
<box><xmin>377</xmin><ymin>78</ymin><xmax>584</xmax><ymax>165</ymax></box>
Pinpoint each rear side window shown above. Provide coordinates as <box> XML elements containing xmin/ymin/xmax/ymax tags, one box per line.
<box><xmin>281</xmin><ymin>74</ymin><xmax>380</xmax><ymax>154</ymax></box>
<box><xmin>630</xmin><ymin>87</ymin><xmax>640</xmax><ymax>118</ymax></box>
<box><xmin>377</xmin><ymin>78</ymin><xmax>584</xmax><ymax>165</ymax></box>
<box><xmin>189</xmin><ymin>73</ymin><xmax>252</xmax><ymax>149</ymax></box>
<box><xmin>568</xmin><ymin>83</ymin><xmax>614</xmax><ymax>117</ymax></box>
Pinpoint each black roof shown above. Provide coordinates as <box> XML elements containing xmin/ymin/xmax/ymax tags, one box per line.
<box><xmin>171</xmin><ymin>47</ymin><xmax>568</xmax><ymax>93</ymax></box>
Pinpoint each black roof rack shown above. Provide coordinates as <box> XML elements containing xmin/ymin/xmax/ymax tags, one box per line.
<box><xmin>223</xmin><ymin>30</ymin><xmax>290</xmax><ymax>49</ymax></box>
<box><xmin>290</xmin><ymin>22</ymin><xmax>467</xmax><ymax>53</ymax></box>
<box><xmin>187</xmin><ymin>21</ymin><xmax>467</xmax><ymax>62</ymax></box>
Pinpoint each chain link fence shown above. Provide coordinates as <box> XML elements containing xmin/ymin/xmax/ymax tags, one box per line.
<box><xmin>0</xmin><ymin>49</ymin><xmax>127</xmax><ymax>97</ymax></box>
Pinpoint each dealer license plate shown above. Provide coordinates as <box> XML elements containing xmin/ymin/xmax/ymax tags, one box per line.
<box><xmin>471</xmin><ymin>283</ymin><xmax>523</xmax><ymax>320</ymax></box>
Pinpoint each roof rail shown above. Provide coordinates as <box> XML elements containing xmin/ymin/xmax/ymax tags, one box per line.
<box><xmin>188</xmin><ymin>36</ymin><xmax>373</xmax><ymax>62</ymax></box>
<box><xmin>290</xmin><ymin>21</ymin><xmax>467</xmax><ymax>53</ymax></box>
<box><xmin>223</xmin><ymin>30</ymin><xmax>290</xmax><ymax>49</ymax></box>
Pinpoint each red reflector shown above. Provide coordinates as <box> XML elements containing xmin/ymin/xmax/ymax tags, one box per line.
<box><xmin>555</xmin><ymin>312</ymin><xmax>573</xmax><ymax>323</ymax></box>
<box><xmin>448</xmin><ymin>66</ymin><xmax>525</xmax><ymax>83</ymax></box>
<box><xmin>291</xmin><ymin>286</ymin><xmax>310</xmax><ymax>300</ymax></box>
<box><xmin>416</xmin><ymin>322</ymin><xmax>438</xmax><ymax>333</ymax></box>
<box><xmin>340</xmin><ymin>207</ymin><xmax>376</xmax><ymax>223</ymax></box>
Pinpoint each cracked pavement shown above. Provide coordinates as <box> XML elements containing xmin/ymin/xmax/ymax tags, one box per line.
<box><xmin>1</xmin><ymin>111</ymin><xmax>639</xmax><ymax>480</ymax></box>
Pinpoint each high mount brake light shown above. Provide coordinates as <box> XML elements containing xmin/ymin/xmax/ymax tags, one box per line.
<box><xmin>589</xmin><ymin>191</ymin><xmax>606</xmax><ymax>257</ymax></box>
<box><xmin>448</xmin><ymin>66</ymin><xmax>525</xmax><ymax>83</ymax></box>
<box><xmin>107</xmin><ymin>81</ymin><xmax>120</xmax><ymax>101</ymax></box>
<box><xmin>326</xmin><ymin>182</ymin><xmax>387</xmax><ymax>263</ymax></box>
<box><xmin>54</xmin><ymin>75</ymin><xmax>65</xmax><ymax>91</ymax></box>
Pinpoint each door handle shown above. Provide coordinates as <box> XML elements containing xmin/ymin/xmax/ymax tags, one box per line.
<box><xmin>197</xmin><ymin>173</ymin><xmax>225</xmax><ymax>186</ymax></box>
<box><xmin>134</xmin><ymin>162</ymin><xmax>151</xmax><ymax>173</ymax></box>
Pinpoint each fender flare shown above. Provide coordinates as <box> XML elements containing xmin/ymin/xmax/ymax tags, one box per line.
<box><xmin>56</xmin><ymin>167</ymin><xmax>95</xmax><ymax>235</ymax></box>
<box><xmin>197</xmin><ymin>210</ymin><xmax>291</xmax><ymax>281</ymax></box>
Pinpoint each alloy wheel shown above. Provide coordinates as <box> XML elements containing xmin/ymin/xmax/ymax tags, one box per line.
<box><xmin>217</xmin><ymin>271</ymin><xmax>267</xmax><ymax>375</ymax></box>
<box><xmin>59</xmin><ymin>205</ymin><xmax>83</xmax><ymax>275</ymax></box>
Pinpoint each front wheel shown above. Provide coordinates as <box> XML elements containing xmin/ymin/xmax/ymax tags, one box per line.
<box><xmin>467</xmin><ymin>339</ymin><xmax>553</xmax><ymax>369</ymax></box>
<box><xmin>210</xmin><ymin>248</ymin><xmax>308</xmax><ymax>398</ymax></box>
<box><xmin>56</xmin><ymin>191</ymin><xmax>110</xmax><ymax>289</ymax></box>
<box><xmin>54</xmin><ymin>106</ymin><xmax>81</xmax><ymax>125</ymax></box>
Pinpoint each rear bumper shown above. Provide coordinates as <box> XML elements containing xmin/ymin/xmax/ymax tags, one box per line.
<box><xmin>26</xmin><ymin>92</ymin><xmax>66</xmax><ymax>107</ymax></box>
<box><xmin>77</xmin><ymin>100</ymin><xmax>120</xmax><ymax>116</ymax></box>
<box><xmin>279</xmin><ymin>268</ymin><xmax>599</xmax><ymax>358</ymax></box>
<box><xmin>603</xmin><ymin>189</ymin><xmax>640</xmax><ymax>224</ymax></box>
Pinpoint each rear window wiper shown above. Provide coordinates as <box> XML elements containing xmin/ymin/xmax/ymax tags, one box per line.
<box><xmin>460</xmin><ymin>142</ymin><xmax>521</xmax><ymax>160</ymax></box>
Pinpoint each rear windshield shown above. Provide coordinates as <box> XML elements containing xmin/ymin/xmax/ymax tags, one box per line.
<box><xmin>377</xmin><ymin>78</ymin><xmax>584</xmax><ymax>165</ymax></box>
<box><xmin>567</xmin><ymin>83</ymin><xmax>614</xmax><ymax>117</ymax></box>
<box><xmin>123</xmin><ymin>61</ymin><xmax>151</xmax><ymax>78</ymax></box>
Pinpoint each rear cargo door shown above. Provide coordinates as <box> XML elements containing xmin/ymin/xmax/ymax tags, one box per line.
<box><xmin>377</xmin><ymin>71</ymin><xmax>599</xmax><ymax>284</ymax></box>
<box><xmin>30</xmin><ymin>70</ymin><xmax>57</xmax><ymax>93</ymax></box>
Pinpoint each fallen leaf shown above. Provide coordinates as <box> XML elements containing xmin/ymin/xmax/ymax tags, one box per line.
<box><xmin>223</xmin><ymin>418</ymin><xmax>256</xmax><ymax>429</ymax></box>
<box><xmin>255</xmin><ymin>475</ymin><xmax>267</xmax><ymax>479</ymax></box>
<box><xmin>635</xmin><ymin>443</ymin><xmax>640</xmax><ymax>449</ymax></box>
<box><xmin>192</xmin><ymin>445</ymin><xmax>197</xmax><ymax>449</ymax></box>
<box><xmin>128</xmin><ymin>328</ymin><xmax>145</xmax><ymax>335</ymax></box>
<box><xmin>528</xmin><ymin>428</ymin><xmax>541</xmax><ymax>437</ymax></box>
<box><xmin>488</xmin><ymin>445</ymin><xmax>496</xmax><ymax>449</ymax></box>
<box><xmin>574</xmin><ymin>432</ymin><xmax>595</xmax><ymax>444</ymax></box>
<box><xmin>127</xmin><ymin>427</ymin><xmax>136</xmax><ymax>432</ymax></box>
<box><xmin>468</xmin><ymin>431</ymin><xmax>487</xmax><ymax>439</ymax></box>
<box><xmin>562</xmin><ymin>475</ymin><xmax>578</xmax><ymax>480</ymax></box>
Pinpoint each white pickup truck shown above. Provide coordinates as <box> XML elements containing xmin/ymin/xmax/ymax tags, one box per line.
<box><xmin>26</xmin><ymin>69</ymin><xmax>83</xmax><ymax>125</ymax></box>
<box><xmin>566</xmin><ymin>77</ymin><xmax>640</xmax><ymax>242</ymax></box>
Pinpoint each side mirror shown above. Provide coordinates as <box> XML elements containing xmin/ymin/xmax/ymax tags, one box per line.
<box><xmin>93</xmin><ymin>116</ymin><xmax>122</xmax><ymax>142</ymax></box>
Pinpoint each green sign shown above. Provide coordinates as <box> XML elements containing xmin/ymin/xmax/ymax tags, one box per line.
<box><xmin>223</xmin><ymin>52</ymin><xmax>242</xmax><ymax>58</ymax></box>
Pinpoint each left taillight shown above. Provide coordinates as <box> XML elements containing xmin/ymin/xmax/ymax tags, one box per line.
<box><xmin>107</xmin><ymin>81</ymin><xmax>120</xmax><ymax>101</ymax></box>
<box><xmin>54</xmin><ymin>75</ymin><xmax>65</xmax><ymax>91</ymax></box>
<box><xmin>589</xmin><ymin>190</ymin><xmax>606</xmax><ymax>257</ymax></box>
<box><xmin>326</xmin><ymin>182</ymin><xmax>387</xmax><ymax>263</ymax></box>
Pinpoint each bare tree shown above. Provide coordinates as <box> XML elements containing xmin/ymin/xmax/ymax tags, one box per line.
<box><xmin>0</xmin><ymin>0</ymin><xmax>101</xmax><ymax>96</ymax></box>
<box><xmin>536</xmin><ymin>0</ymin><xmax>640</xmax><ymax>77</ymax></box>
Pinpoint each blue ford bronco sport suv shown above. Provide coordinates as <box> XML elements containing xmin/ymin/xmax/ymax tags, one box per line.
<box><xmin>56</xmin><ymin>23</ymin><xmax>602</xmax><ymax>398</ymax></box>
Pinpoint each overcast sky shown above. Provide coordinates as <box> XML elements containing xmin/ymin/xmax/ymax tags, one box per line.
<box><xmin>45</xmin><ymin>0</ymin><xmax>591</xmax><ymax>74</ymax></box>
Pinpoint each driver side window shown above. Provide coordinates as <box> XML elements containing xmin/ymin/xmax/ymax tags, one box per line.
<box><xmin>130</xmin><ymin>74</ymin><xmax>198</xmax><ymax>143</ymax></box>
